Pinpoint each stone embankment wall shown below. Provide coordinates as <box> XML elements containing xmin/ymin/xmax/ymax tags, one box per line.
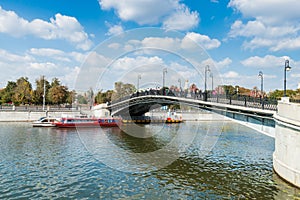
<box><xmin>273</xmin><ymin>97</ymin><xmax>300</xmax><ymax>188</ymax></box>
<box><xmin>0</xmin><ymin>111</ymin><xmax>81</xmax><ymax>122</ymax></box>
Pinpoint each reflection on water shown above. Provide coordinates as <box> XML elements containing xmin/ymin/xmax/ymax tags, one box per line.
<box><xmin>0</xmin><ymin>122</ymin><xmax>299</xmax><ymax>199</ymax></box>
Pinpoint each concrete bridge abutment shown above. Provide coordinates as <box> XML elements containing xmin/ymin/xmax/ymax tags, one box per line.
<box><xmin>273</xmin><ymin>97</ymin><xmax>300</xmax><ymax>188</ymax></box>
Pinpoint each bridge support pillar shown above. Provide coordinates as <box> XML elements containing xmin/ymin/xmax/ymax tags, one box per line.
<box><xmin>273</xmin><ymin>97</ymin><xmax>300</xmax><ymax>188</ymax></box>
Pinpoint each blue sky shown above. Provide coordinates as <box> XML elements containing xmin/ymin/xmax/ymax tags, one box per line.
<box><xmin>0</xmin><ymin>0</ymin><xmax>300</xmax><ymax>93</ymax></box>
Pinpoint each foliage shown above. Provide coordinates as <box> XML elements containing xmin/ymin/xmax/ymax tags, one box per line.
<box><xmin>0</xmin><ymin>81</ymin><xmax>16</xmax><ymax>104</ymax></box>
<box><xmin>12</xmin><ymin>77</ymin><xmax>33</xmax><ymax>105</ymax></box>
<box><xmin>95</xmin><ymin>90</ymin><xmax>114</xmax><ymax>104</ymax></box>
<box><xmin>222</xmin><ymin>85</ymin><xmax>236</xmax><ymax>96</ymax></box>
<box><xmin>32</xmin><ymin>76</ymin><xmax>50</xmax><ymax>104</ymax></box>
<box><xmin>66</xmin><ymin>90</ymin><xmax>76</xmax><ymax>105</ymax></box>
<box><xmin>46</xmin><ymin>78</ymin><xmax>70</xmax><ymax>105</ymax></box>
<box><xmin>268</xmin><ymin>89</ymin><xmax>296</xmax><ymax>99</ymax></box>
<box><xmin>111</xmin><ymin>82</ymin><xmax>136</xmax><ymax>101</ymax></box>
<box><xmin>77</xmin><ymin>94</ymin><xmax>88</xmax><ymax>104</ymax></box>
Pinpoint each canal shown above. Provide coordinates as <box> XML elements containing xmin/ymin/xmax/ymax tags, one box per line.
<box><xmin>0</xmin><ymin>121</ymin><xmax>299</xmax><ymax>199</ymax></box>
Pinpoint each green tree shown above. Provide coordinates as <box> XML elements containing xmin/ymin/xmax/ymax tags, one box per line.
<box><xmin>0</xmin><ymin>81</ymin><xmax>17</xmax><ymax>104</ymax></box>
<box><xmin>32</xmin><ymin>76</ymin><xmax>50</xmax><ymax>105</ymax></box>
<box><xmin>222</xmin><ymin>85</ymin><xmax>236</xmax><ymax>96</ymax></box>
<box><xmin>47</xmin><ymin>78</ymin><xmax>68</xmax><ymax>105</ymax></box>
<box><xmin>13</xmin><ymin>77</ymin><xmax>33</xmax><ymax>105</ymax></box>
<box><xmin>95</xmin><ymin>90</ymin><xmax>114</xmax><ymax>104</ymax></box>
<box><xmin>111</xmin><ymin>82</ymin><xmax>136</xmax><ymax>101</ymax></box>
<box><xmin>66</xmin><ymin>90</ymin><xmax>76</xmax><ymax>104</ymax></box>
<box><xmin>76</xmin><ymin>94</ymin><xmax>88</xmax><ymax>104</ymax></box>
<box><xmin>268</xmin><ymin>89</ymin><xmax>296</xmax><ymax>99</ymax></box>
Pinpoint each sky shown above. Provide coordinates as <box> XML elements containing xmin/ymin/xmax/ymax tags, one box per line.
<box><xmin>0</xmin><ymin>0</ymin><xmax>300</xmax><ymax>93</ymax></box>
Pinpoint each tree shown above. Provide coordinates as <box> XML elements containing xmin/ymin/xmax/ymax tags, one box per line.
<box><xmin>0</xmin><ymin>81</ymin><xmax>16</xmax><ymax>104</ymax></box>
<box><xmin>95</xmin><ymin>90</ymin><xmax>114</xmax><ymax>104</ymax></box>
<box><xmin>111</xmin><ymin>82</ymin><xmax>136</xmax><ymax>101</ymax></box>
<box><xmin>76</xmin><ymin>94</ymin><xmax>88</xmax><ymax>104</ymax></box>
<box><xmin>268</xmin><ymin>89</ymin><xmax>296</xmax><ymax>99</ymax></box>
<box><xmin>13</xmin><ymin>77</ymin><xmax>33</xmax><ymax>105</ymax></box>
<box><xmin>222</xmin><ymin>85</ymin><xmax>235</xmax><ymax>96</ymax></box>
<box><xmin>66</xmin><ymin>90</ymin><xmax>76</xmax><ymax>104</ymax></box>
<box><xmin>47</xmin><ymin>78</ymin><xmax>68</xmax><ymax>105</ymax></box>
<box><xmin>32</xmin><ymin>76</ymin><xmax>50</xmax><ymax>105</ymax></box>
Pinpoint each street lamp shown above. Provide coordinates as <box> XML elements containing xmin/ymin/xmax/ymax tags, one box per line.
<box><xmin>284</xmin><ymin>60</ymin><xmax>291</xmax><ymax>97</ymax></box>
<box><xmin>210</xmin><ymin>73</ymin><xmax>213</xmax><ymax>92</ymax></box>
<box><xmin>137</xmin><ymin>74</ymin><xmax>141</xmax><ymax>92</ymax></box>
<box><xmin>178</xmin><ymin>78</ymin><xmax>181</xmax><ymax>90</ymax></box>
<box><xmin>258</xmin><ymin>71</ymin><xmax>263</xmax><ymax>97</ymax></box>
<box><xmin>204</xmin><ymin>65</ymin><xmax>210</xmax><ymax>101</ymax></box>
<box><xmin>42</xmin><ymin>75</ymin><xmax>46</xmax><ymax>111</ymax></box>
<box><xmin>163</xmin><ymin>68</ymin><xmax>167</xmax><ymax>95</ymax></box>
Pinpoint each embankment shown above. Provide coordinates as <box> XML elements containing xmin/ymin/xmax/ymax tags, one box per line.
<box><xmin>0</xmin><ymin>111</ymin><xmax>81</xmax><ymax>122</ymax></box>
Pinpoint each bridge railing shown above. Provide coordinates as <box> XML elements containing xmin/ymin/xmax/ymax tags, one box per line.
<box><xmin>109</xmin><ymin>89</ymin><xmax>278</xmax><ymax>111</ymax></box>
<box><xmin>207</xmin><ymin>95</ymin><xmax>278</xmax><ymax>111</ymax></box>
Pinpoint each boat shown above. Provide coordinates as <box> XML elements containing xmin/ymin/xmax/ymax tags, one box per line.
<box><xmin>53</xmin><ymin>117</ymin><xmax>122</xmax><ymax>128</ymax></box>
<box><xmin>165</xmin><ymin>110</ymin><xmax>183</xmax><ymax>123</ymax></box>
<box><xmin>32</xmin><ymin>117</ymin><xmax>58</xmax><ymax>127</ymax></box>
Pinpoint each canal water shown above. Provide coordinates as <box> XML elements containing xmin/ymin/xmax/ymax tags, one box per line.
<box><xmin>0</xmin><ymin>121</ymin><xmax>299</xmax><ymax>199</ymax></box>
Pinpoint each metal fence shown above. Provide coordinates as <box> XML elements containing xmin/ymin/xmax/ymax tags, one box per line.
<box><xmin>0</xmin><ymin>105</ymin><xmax>90</xmax><ymax>112</ymax></box>
<box><xmin>110</xmin><ymin>90</ymin><xmax>279</xmax><ymax>111</ymax></box>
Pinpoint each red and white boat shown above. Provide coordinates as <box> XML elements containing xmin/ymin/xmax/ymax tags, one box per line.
<box><xmin>53</xmin><ymin>117</ymin><xmax>122</xmax><ymax>128</ymax></box>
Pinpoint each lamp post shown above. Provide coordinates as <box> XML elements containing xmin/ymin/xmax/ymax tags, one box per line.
<box><xmin>42</xmin><ymin>75</ymin><xmax>46</xmax><ymax>111</ymax></box>
<box><xmin>204</xmin><ymin>65</ymin><xmax>210</xmax><ymax>101</ymax></box>
<box><xmin>284</xmin><ymin>60</ymin><xmax>291</xmax><ymax>97</ymax></box>
<box><xmin>137</xmin><ymin>74</ymin><xmax>141</xmax><ymax>92</ymax></box>
<box><xmin>210</xmin><ymin>73</ymin><xmax>213</xmax><ymax>92</ymax></box>
<box><xmin>163</xmin><ymin>68</ymin><xmax>167</xmax><ymax>95</ymax></box>
<box><xmin>258</xmin><ymin>71</ymin><xmax>263</xmax><ymax>97</ymax></box>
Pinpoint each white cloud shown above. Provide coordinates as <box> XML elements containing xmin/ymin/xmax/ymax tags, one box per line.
<box><xmin>108</xmin><ymin>43</ymin><xmax>121</xmax><ymax>50</ymax></box>
<box><xmin>182</xmin><ymin>32</ymin><xmax>221</xmax><ymax>50</ymax></box>
<box><xmin>141</xmin><ymin>37</ymin><xmax>181</xmax><ymax>51</ymax></box>
<box><xmin>241</xmin><ymin>55</ymin><xmax>290</xmax><ymax>68</ymax></box>
<box><xmin>201</xmin><ymin>57</ymin><xmax>232</xmax><ymax>70</ymax></box>
<box><xmin>106</xmin><ymin>24</ymin><xmax>124</xmax><ymax>36</ymax></box>
<box><xmin>28</xmin><ymin>48</ymin><xmax>87</xmax><ymax>63</ymax></box>
<box><xmin>222</xmin><ymin>71</ymin><xmax>239</xmax><ymax>78</ymax></box>
<box><xmin>29</xmin><ymin>62</ymin><xmax>58</xmax><ymax>71</ymax></box>
<box><xmin>99</xmin><ymin>0</ymin><xmax>199</xmax><ymax>31</ymax></box>
<box><xmin>162</xmin><ymin>5</ymin><xmax>199</xmax><ymax>31</ymax></box>
<box><xmin>228</xmin><ymin>0</ymin><xmax>300</xmax><ymax>25</ymax></box>
<box><xmin>111</xmin><ymin>56</ymin><xmax>164</xmax><ymax>71</ymax></box>
<box><xmin>216</xmin><ymin>58</ymin><xmax>232</xmax><ymax>68</ymax></box>
<box><xmin>0</xmin><ymin>7</ymin><xmax>92</xmax><ymax>50</ymax></box>
<box><xmin>228</xmin><ymin>0</ymin><xmax>300</xmax><ymax>51</ymax></box>
<box><xmin>0</xmin><ymin>49</ymin><xmax>33</xmax><ymax>63</ymax></box>
<box><xmin>0</xmin><ymin>48</ymin><xmax>87</xmax><ymax>89</ymax></box>
<box><xmin>117</xmin><ymin>32</ymin><xmax>221</xmax><ymax>53</ymax></box>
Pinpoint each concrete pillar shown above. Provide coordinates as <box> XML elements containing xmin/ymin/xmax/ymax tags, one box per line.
<box><xmin>273</xmin><ymin>97</ymin><xmax>300</xmax><ymax>188</ymax></box>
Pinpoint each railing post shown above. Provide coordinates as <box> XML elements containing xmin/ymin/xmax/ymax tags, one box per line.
<box><xmin>244</xmin><ymin>96</ymin><xmax>247</xmax><ymax>107</ymax></box>
<box><xmin>229</xmin><ymin>96</ymin><xmax>232</xmax><ymax>105</ymax></box>
<box><xmin>262</xmin><ymin>97</ymin><xmax>265</xmax><ymax>110</ymax></box>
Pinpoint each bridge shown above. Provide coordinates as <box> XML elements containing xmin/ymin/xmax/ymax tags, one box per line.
<box><xmin>105</xmin><ymin>91</ymin><xmax>300</xmax><ymax>188</ymax></box>
<box><xmin>108</xmin><ymin>91</ymin><xmax>276</xmax><ymax>127</ymax></box>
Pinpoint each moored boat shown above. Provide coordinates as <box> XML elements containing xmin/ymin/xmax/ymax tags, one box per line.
<box><xmin>53</xmin><ymin>117</ymin><xmax>122</xmax><ymax>128</ymax></box>
<box><xmin>32</xmin><ymin>117</ymin><xmax>58</xmax><ymax>127</ymax></box>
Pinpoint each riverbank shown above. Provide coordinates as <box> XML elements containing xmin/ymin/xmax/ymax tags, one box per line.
<box><xmin>0</xmin><ymin>111</ymin><xmax>81</xmax><ymax>122</ymax></box>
